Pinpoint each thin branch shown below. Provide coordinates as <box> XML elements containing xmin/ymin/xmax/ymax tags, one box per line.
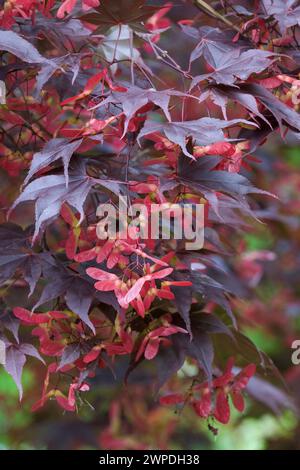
<box><xmin>193</xmin><ymin>0</ymin><xmax>242</xmax><ymax>35</ymax></box>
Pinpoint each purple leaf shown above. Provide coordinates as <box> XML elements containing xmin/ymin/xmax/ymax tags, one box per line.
<box><xmin>0</xmin><ymin>224</ymin><xmax>51</xmax><ymax>296</ymax></box>
<box><xmin>58</xmin><ymin>343</ymin><xmax>81</xmax><ymax>370</ymax></box>
<box><xmin>172</xmin><ymin>284</ymin><xmax>193</xmax><ymax>338</ymax></box>
<box><xmin>94</xmin><ymin>86</ymin><xmax>193</xmax><ymax>136</ymax></box>
<box><xmin>207</xmin><ymin>86</ymin><xmax>271</xmax><ymax>125</ymax></box>
<box><xmin>178</xmin><ymin>154</ymin><xmax>272</xmax><ymax>213</ymax></box>
<box><xmin>178</xmin><ymin>330</ymin><xmax>214</xmax><ymax>381</ymax></box>
<box><xmin>33</xmin><ymin>261</ymin><xmax>119</xmax><ymax>333</ymax></box>
<box><xmin>242</xmin><ymin>83</ymin><xmax>300</xmax><ymax>134</ymax></box>
<box><xmin>65</xmin><ymin>280</ymin><xmax>95</xmax><ymax>333</ymax></box>
<box><xmin>262</xmin><ymin>0</ymin><xmax>300</xmax><ymax>34</ymax></box>
<box><xmin>191</xmin><ymin>49</ymin><xmax>275</xmax><ymax>87</ymax></box>
<box><xmin>4</xmin><ymin>343</ymin><xmax>44</xmax><ymax>399</ymax></box>
<box><xmin>24</xmin><ymin>138</ymin><xmax>83</xmax><ymax>187</ymax></box>
<box><xmin>246</xmin><ymin>374</ymin><xmax>296</xmax><ymax>413</ymax></box>
<box><xmin>154</xmin><ymin>344</ymin><xmax>186</xmax><ymax>391</ymax></box>
<box><xmin>79</xmin><ymin>0</ymin><xmax>157</xmax><ymax>33</ymax></box>
<box><xmin>19</xmin><ymin>343</ymin><xmax>45</xmax><ymax>364</ymax></box>
<box><xmin>138</xmin><ymin>117</ymin><xmax>256</xmax><ymax>158</ymax></box>
<box><xmin>0</xmin><ymin>30</ymin><xmax>54</xmax><ymax>65</ymax></box>
<box><xmin>4</xmin><ymin>345</ymin><xmax>26</xmax><ymax>400</ymax></box>
<box><xmin>183</xmin><ymin>25</ymin><xmax>244</xmax><ymax>65</ymax></box>
<box><xmin>10</xmin><ymin>162</ymin><xmax>94</xmax><ymax>240</ymax></box>
<box><xmin>1</xmin><ymin>315</ymin><xmax>20</xmax><ymax>344</ymax></box>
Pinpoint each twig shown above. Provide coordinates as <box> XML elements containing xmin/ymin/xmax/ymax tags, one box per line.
<box><xmin>193</xmin><ymin>0</ymin><xmax>242</xmax><ymax>35</ymax></box>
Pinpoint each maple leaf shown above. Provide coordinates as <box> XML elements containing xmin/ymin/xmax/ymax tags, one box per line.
<box><xmin>34</xmin><ymin>16</ymin><xmax>91</xmax><ymax>41</ymax></box>
<box><xmin>24</xmin><ymin>138</ymin><xmax>83</xmax><ymax>187</ymax></box>
<box><xmin>138</xmin><ymin>117</ymin><xmax>256</xmax><ymax>158</ymax></box>
<box><xmin>10</xmin><ymin>162</ymin><xmax>94</xmax><ymax>240</ymax></box>
<box><xmin>0</xmin><ymin>313</ymin><xmax>20</xmax><ymax>344</ymax></box>
<box><xmin>200</xmin><ymin>86</ymin><xmax>271</xmax><ymax>124</ymax></box>
<box><xmin>0</xmin><ymin>29</ymin><xmax>60</xmax><ymax>96</ymax></box>
<box><xmin>3</xmin><ymin>341</ymin><xmax>44</xmax><ymax>399</ymax></box>
<box><xmin>58</xmin><ymin>343</ymin><xmax>81</xmax><ymax>370</ymax></box>
<box><xmin>93</xmin><ymin>86</ymin><xmax>192</xmax><ymax>136</ymax></box>
<box><xmin>182</xmin><ymin>25</ymin><xmax>246</xmax><ymax>65</ymax></box>
<box><xmin>79</xmin><ymin>0</ymin><xmax>158</xmax><ymax>33</ymax></box>
<box><xmin>127</xmin><ymin>313</ymin><xmax>231</xmax><ymax>386</ymax></box>
<box><xmin>32</xmin><ymin>260</ymin><xmax>119</xmax><ymax>333</ymax></box>
<box><xmin>180</xmin><ymin>313</ymin><xmax>233</xmax><ymax>380</ymax></box>
<box><xmin>191</xmin><ymin>49</ymin><xmax>275</xmax><ymax>87</ymax></box>
<box><xmin>0</xmin><ymin>223</ymin><xmax>52</xmax><ymax>295</ymax></box>
<box><xmin>241</xmin><ymin>83</ymin><xmax>300</xmax><ymax>134</ymax></box>
<box><xmin>262</xmin><ymin>0</ymin><xmax>300</xmax><ymax>33</ymax></box>
<box><xmin>245</xmin><ymin>372</ymin><xmax>296</xmax><ymax>414</ymax></box>
<box><xmin>177</xmin><ymin>154</ymin><xmax>273</xmax><ymax>215</ymax></box>
<box><xmin>0</xmin><ymin>30</ymin><xmax>54</xmax><ymax>66</ymax></box>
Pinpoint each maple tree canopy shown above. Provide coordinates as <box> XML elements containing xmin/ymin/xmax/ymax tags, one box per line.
<box><xmin>0</xmin><ymin>0</ymin><xmax>299</xmax><ymax>432</ymax></box>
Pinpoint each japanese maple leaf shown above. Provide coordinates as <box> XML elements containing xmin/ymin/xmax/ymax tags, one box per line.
<box><xmin>79</xmin><ymin>0</ymin><xmax>158</xmax><ymax>33</ymax></box>
<box><xmin>191</xmin><ymin>49</ymin><xmax>275</xmax><ymax>87</ymax></box>
<box><xmin>199</xmin><ymin>86</ymin><xmax>271</xmax><ymax>124</ymax></box>
<box><xmin>0</xmin><ymin>30</ymin><xmax>59</xmax><ymax>94</ymax></box>
<box><xmin>177</xmin><ymin>154</ymin><xmax>272</xmax><ymax>216</ymax></box>
<box><xmin>0</xmin><ymin>30</ymin><xmax>54</xmax><ymax>66</ymax></box>
<box><xmin>138</xmin><ymin>117</ymin><xmax>257</xmax><ymax>158</ymax></box>
<box><xmin>32</xmin><ymin>262</ymin><xmax>118</xmax><ymax>333</ymax></box>
<box><xmin>3</xmin><ymin>340</ymin><xmax>44</xmax><ymax>399</ymax></box>
<box><xmin>10</xmin><ymin>162</ymin><xmax>95</xmax><ymax>241</ymax></box>
<box><xmin>241</xmin><ymin>83</ymin><xmax>300</xmax><ymax>134</ymax></box>
<box><xmin>97</xmin><ymin>24</ymin><xmax>153</xmax><ymax>73</ymax></box>
<box><xmin>0</xmin><ymin>223</ymin><xmax>52</xmax><ymax>296</ymax></box>
<box><xmin>262</xmin><ymin>0</ymin><xmax>300</xmax><ymax>33</ymax></box>
<box><xmin>58</xmin><ymin>344</ymin><xmax>82</xmax><ymax>370</ymax></box>
<box><xmin>183</xmin><ymin>25</ymin><xmax>243</xmax><ymax>65</ymax></box>
<box><xmin>24</xmin><ymin>138</ymin><xmax>83</xmax><ymax>188</ymax></box>
<box><xmin>92</xmin><ymin>86</ymin><xmax>192</xmax><ymax>136</ymax></box>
